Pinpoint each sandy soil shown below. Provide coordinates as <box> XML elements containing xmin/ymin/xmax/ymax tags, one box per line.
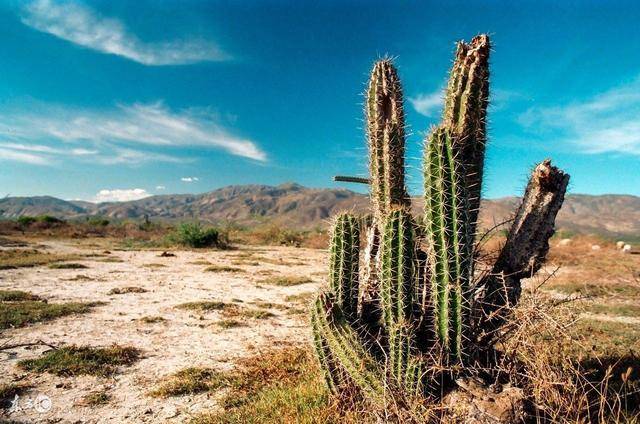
<box><xmin>0</xmin><ymin>240</ymin><xmax>326</xmax><ymax>423</ymax></box>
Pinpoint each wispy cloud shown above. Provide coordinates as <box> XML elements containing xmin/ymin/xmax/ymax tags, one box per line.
<box><xmin>0</xmin><ymin>101</ymin><xmax>266</xmax><ymax>165</ymax></box>
<box><xmin>155</xmin><ymin>185</ymin><xmax>166</xmax><ymax>191</ymax></box>
<box><xmin>0</xmin><ymin>146</ymin><xmax>51</xmax><ymax>165</ymax></box>
<box><xmin>93</xmin><ymin>188</ymin><xmax>151</xmax><ymax>203</ymax></box>
<box><xmin>181</xmin><ymin>177</ymin><xmax>199</xmax><ymax>182</ymax></box>
<box><xmin>519</xmin><ymin>78</ymin><xmax>640</xmax><ymax>155</ymax></box>
<box><xmin>21</xmin><ymin>0</ymin><xmax>227</xmax><ymax>66</ymax></box>
<box><xmin>408</xmin><ymin>90</ymin><xmax>443</xmax><ymax>117</ymax></box>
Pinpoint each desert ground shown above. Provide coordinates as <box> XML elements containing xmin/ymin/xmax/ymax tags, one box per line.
<box><xmin>1</xmin><ymin>239</ymin><xmax>326</xmax><ymax>423</ymax></box>
<box><xmin>1</xmin><ymin>235</ymin><xmax>639</xmax><ymax>423</ymax></box>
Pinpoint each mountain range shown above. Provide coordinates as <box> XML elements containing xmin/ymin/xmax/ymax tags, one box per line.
<box><xmin>1</xmin><ymin>183</ymin><xmax>639</xmax><ymax>239</ymax></box>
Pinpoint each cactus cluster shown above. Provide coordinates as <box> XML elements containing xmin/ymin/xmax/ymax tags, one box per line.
<box><xmin>311</xmin><ymin>34</ymin><xmax>570</xmax><ymax>412</ymax></box>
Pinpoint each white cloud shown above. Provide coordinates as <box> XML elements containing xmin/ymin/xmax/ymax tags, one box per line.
<box><xmin>519</xmin><ymin>78</ymin><xmax>640</xmax><ymax>155</ymax></box>
<box><xmin>0</xmin><ymin>101</ymin><xmax>267</xmax><ymax>164</ymax></box>
<box><xmin>22</xmin><ymin>0</ymin><xmax>227</xmax><ymax>66</ymax></box>
<box><xmin>93</xmin><ymin>188</ymin><xmax>151</xmax><ymax>203</ymax></box>
<box><xmin>408</xmin><ymin>90</ymin><xmax>443</xmax><ymax>117</ymax></box>
<box><xmin>181</xmin><ymin>177</ymin><xmax>199</xmax><ymax>182</ymax></box>
<box><xmin>0</xmin><ymin>147</ymin><xmax>51</xmax><ymax>165</ymax></box>
<box><xmin>155</xmin><ymin>185</ymin><xmax>166</xmax><ymax>190</ymax></box>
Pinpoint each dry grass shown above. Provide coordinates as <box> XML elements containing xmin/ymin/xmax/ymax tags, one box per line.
<box><xmin>150</xmin><ymin>367</ymin><xmax>228</xmax><ymax>398</ymax></box>
<box><xmin>108</xmin><ymin>286</ymin><xmax>148</xmax><ymax>295</ymax></box>
<box><xmin>18</xmin><ymin>345</ymin><xmax>141</xmax><ymax>377</ymax></box>
<box><xmin>258</xmin><ymin>275</ymin><xmax>314</xmax><ymax>287</ymax></box>
<box><xmin>216</xmin><ymin>319</ymin><xmax>246</xmax><ymax>329</ymax></box>
<box><xmin>204</xmin><ymin>265</ymin><xmax>244</xmax><ymax>273</ymax></box>
<box><xmin>191</xmin><ymin>347</ymin><xmax>358</xmax><ymax>424</ymax></box>
<box><xmin>80</xmin><ymin>389</ymin><xmax>111</xmax><ymax>406</ymax></box>
<box><xmin>0</xmin><ymin>249</ymin><xmax>78</xmax><ymax>269</ymax></box>
<box><xmin>0</xmin><ymin>289</ymin><xmax>42</xmax><ymax>302</ymax></box>
<box><xmin>139</xmin><ymin>315</ymin><xmax>166</xmax><ymax>324</ymax></box>
<box><xmin>143</xmin><ymin>263</ymin><xmax>166</xmax><ymax>268</ymax></box>
<box><xmin>0</xmin><ymin>296</ymin><xmax>103</xmax><ymax>330</ymax></box>
<box><xmin>48</xmin><ymin>262</ymin><xmax>88</xmax><ymax>269</ymax></box>
<box><xmin>175</xmin><ymin>301</ymin><xmax>275</xmax><ymax>320</ymax></box>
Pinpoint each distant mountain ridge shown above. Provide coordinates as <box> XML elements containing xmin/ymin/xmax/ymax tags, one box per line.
<box><xmin>1</xmin><ymin>184</ymin><xmax>639</xmax><ymax>239</ymax></box>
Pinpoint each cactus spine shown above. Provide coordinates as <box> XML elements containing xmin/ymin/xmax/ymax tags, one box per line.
<box><xmin>423</xmin><ymin>126</ymin><xmax>472</xmax><ymax>361</ymax></box>
<box><xmin>313</xmin><ymin>34</ymin><xmax>568</xmax><ymax>414</ymax></box>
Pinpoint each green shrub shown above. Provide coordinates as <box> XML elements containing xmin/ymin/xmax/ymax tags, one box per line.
<box><xmin>16</xmin><ymin>216</ymin><xmax>36</xmax><ymax>226</ymax></box>
<box><xmin>87</xmin><ymin>216</ymin><xmax>110</xmax><ymax>227</ymax></box>
<box><xmin>174</xmin><ymin>222</ymin><xmax>227</xmax><ymax>248</ymax></box>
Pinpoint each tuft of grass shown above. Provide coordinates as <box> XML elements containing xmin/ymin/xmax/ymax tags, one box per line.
<box><xmin>48</xmin><ymin>262</ymin><xmax>88</xmax><ymax>269</ymax></box>
<box><xmin>150</xmin><ymin>367</ymin><xmax>228</xmax><ymax>398</ymax></box>
<box><xmin>63</xmin><ymin>274</ymin><xmax>95</xmax><ymax>282</ymax></box>
<box><xmin>258</xmin><ymin>276</ymin><xmax>314</xmax><ymax>287</ymax></box>
<box><xmin>98</xmin><ymin>257</ymin><xmax>124</xmax><ymax>263</ymax></box>
<box><xmin>216</xmin><ymin>319</ymin><xmax>246</xmax><ymax>329</ymax></box>
<box><xmin>0</xmin><ymin>299</ymin><xmax>103</xmax><ymax>330</ymax></box>
<box><xmin>81</xmin><ymin>389</ymin><xmax>111</xmax><ymax>406</ymax></box>
<box><xmin>284</xmin><ymin>292</ymin><xmax>315</xmax><ymax>304</ymax></box>
<box><xmin>139</xmin><ymin>315</ymin><xmax>166</xmax><ymax>323</ymax></box>
<box><xmin>204</xmin><ymin>265</ymin><xmax>244</xmax><ymax>273</ymax></box>
<box><xmin>190</xmin><ymin>347</ymin><xmax>355</xmax><ymax>424</ymax></box>
<box><xmin>176</xmin><ymin>301</ymin><xmax>274</xmax><ymax>320</ymax></box>
<box><xmin>0</xmin><ymin>290</ymin><xmax>42</xmax><ymax>302</ymax></box>
<box><xmin>143</xmin><ymin>263</ymin><xmax>166</xmax><ymax>268</ymax></box>
<box><xmin>0</xmin><ymin>249</ymin><xmax>78</xmax><ymax>270</ymax></box>
<box><xmin>18</xmin><ymin>345</ymin><xmax>141</xmax><ymax>377</ymax></box>
<box><xmin>108</xmin><ymin>286</ymin><xmax>148</xmax><ymax>295</ymax></box>
<box><xmin>189</xmin><ymin>260</ymin><xmax>212</xmax><ymax>266</ymax></box>
<box><xmin>584</xmin><ymin>303</ymin><xmax>640</xmax><ymax>317</ymax></box>
<box><xmin>176</xmin><ymin>301</ymin><xmax>228</xmax><ymax>312</ymax></box>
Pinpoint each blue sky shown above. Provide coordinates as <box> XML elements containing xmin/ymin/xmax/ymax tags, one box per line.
<box><xmin>1</xmin><ymin>0</ymin><xmax>639</xmax><ymax>202</ymax></box>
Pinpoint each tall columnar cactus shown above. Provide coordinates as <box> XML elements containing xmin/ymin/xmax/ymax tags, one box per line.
<box><xmin>312</xmin><ymin>34</ymin><xmax>569</xmax><ymax>415</ymax></box>
<box><xmin>423</xmin><ymin>126</ymin><xmax>473</xmax><ymax>361</ymax></box>
<box><xmin>366</xmin><ymin>60</ymin><xmax>411</xmax><ymax>221</ymax></box>
<box><xmin>359</xmin><ymin>60</ymin><xmax>411</xmax><ymax>324</ymax></box>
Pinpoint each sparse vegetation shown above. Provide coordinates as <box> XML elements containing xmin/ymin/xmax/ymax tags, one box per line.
<box><xmin>0</xmin><ymin>289</ymin><xmax>42</xmax><ymax>302</ymax></box>
<box><xmin>191</xmin><ymin>347</ymin><xmax>352</xmax><ymax>424</ymax></box>
<box><xmin>176</xmin><ymin>301</ymin><xmax>275</xmax><ymax>320</ymax></box>
<box><xmin>150</xmin><ymin>367</ymin><xmax>228</xmax><ymax>397</ymax></box>
<box><xmin>143</xmin><ymin>263</ymin><xmax>166</xmax><ymax>268</ymax></box>
<box><xmin>204</xmin><ymin>265</ymin><xmax>243</xmax><ymax>273</ymax></box>
<box><xmin>172</xmin><ymin>222</ymin><xmax>228</xmax><ymax>249</ymax></box>
<box><xmin>216</xmin><ymin>319</ymin><xmax>246</xmax><ymax>329</ymax></box>
<box><xmin>81</xmin><ymin>389</ymin><xmax>111</xmax><ymax>406</ymax></box>
<box><xmin>18</xmin><ymin>345</ymin><xmax>141</xmax><ymax>377</ymax></box>
<box><xmin>108</xmin><ymin>287</ymin><xmax>148</xmax><ymax>295</ymax></box>
<box><xmin>140</xmin><ymin>315</ymin><xmax>166</xmax><ymax>323</ymax></box>
<box><xmin>258</xmin><ymin>276</ymin><xmax>313</xmax><ymax>286</ymax></box>
<box><xmin>0</xmin><ymin>249</ymin><xmax>78</xmax><ymax>270</ymax></box>
<box><xmin>49</xmin><ymin>262</ymin><xmax>88</xmax><ymax>269</ymax></box>
<box><xmin>0</xmin><ymin>298</ymin><xmax>103</xmax><ymax>329</ymax></box>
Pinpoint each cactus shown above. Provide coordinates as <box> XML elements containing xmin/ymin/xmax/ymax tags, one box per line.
<box><xmin>313</xmin><ymin>34</ymin><xmax>569</xmax><ymax>414</ymax></box>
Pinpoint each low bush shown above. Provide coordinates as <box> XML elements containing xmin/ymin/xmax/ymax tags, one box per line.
<box><xmin>173</xmin><ymin>222</ymin><xmax>228</xmax><ymax>248</ymax></box>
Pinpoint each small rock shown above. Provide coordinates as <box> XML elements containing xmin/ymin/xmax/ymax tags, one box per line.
<box><xmin>622</xmin><ymin>244</ymin><xmax>632</xmax><ymax>254</ymax></box>
<box><xmin>591</xmin><ymin>245</ymin><xmax>601</xmax><ymax>251</ymax></box>
<box><xmin>616</xmin><ymin>241</ymin><xmax>625</xmax><ymax>249</ymax></box>
<box><xmin>558</xmin><ymin>238</ymin><xmax>571</xmax><ymax>246</ymax></box>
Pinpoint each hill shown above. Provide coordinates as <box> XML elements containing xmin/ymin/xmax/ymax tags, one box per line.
<box><xmin>1</xmin><ymin>184</ymin><xmax>639</xmax><ymax>239</ymax></box>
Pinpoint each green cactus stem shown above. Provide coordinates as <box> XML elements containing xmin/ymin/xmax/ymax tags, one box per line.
<box><xmin>366</xmin><ymin>59</ymin><xmax>410</xmax><ymax>222</ymax></box>
<box><xmin>443</xmin><ymin>35</ymin><xmax>490</xmax><ymax>236</ymax></box>
<box><xmin>328</xmin><ymin>213</ymin><xmax>360</xmax><ymax>319</ymax></box>
<box><xmin>423</xmin><ymin>126</ymin><xmax>473</xmax><ymax>361</ymax></box>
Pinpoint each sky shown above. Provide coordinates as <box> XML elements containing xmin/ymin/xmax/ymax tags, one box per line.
<box><xmin>1</xmin><ymin>0</ymin><xmax>639</xmax><ymax>202</ymax></box>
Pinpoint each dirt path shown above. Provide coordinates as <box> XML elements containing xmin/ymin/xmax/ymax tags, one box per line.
<box><xmin>1</xmin><ymin>241</ymin><xmax>326</xmax><ymax>423</ymax></box>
